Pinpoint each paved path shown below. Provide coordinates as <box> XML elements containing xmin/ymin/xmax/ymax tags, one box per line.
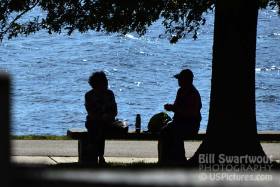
<box><xmin>11</xmin><ymin>140</ymin><xmax>201</xmax><ymax>158</ymax></box>
<box><xmin>11</xmin><ymin>140</ymin><xmax>280</xmax><ymax>164</ymax></box>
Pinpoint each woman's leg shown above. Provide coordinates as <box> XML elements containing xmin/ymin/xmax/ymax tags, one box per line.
<box><xmin>97</xmin><ymin>124</ymin><xmax>107</xmax><ymax>164</ymax></box>
<box><xmin>87</xmin><ymin>127</ymin><xmax>98</xmax><ymax>164</ymax></box>
<box><xmin>97</xmin><ymin>137</ymin><xmax>106</xmax><ymax>164</ymax></box>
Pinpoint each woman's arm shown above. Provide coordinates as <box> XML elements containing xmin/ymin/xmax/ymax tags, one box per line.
<box><xmin>102</xmin><ymin>91</ymin><xmax>118</xmax><ymax>121</ymax></box>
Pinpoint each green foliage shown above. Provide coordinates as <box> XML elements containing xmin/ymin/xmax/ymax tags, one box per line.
<box><xmin>0</xmin><ymin>0</ymin><xmax>279</xmax><ymax>43</ymax></box>
<box><xmin>162</xmin><ymin>0</ymin><xmax>214</xmax><ymax>43</ymax></box>
<box><xmin>0</xmin><ymin>0</ymin><xmax>40</xmax><ymax>40</ymax></box>
<box><xmin>259</xmin><ymin>0</ymin><xmax>280</xmax><ymax>9</ymax></box>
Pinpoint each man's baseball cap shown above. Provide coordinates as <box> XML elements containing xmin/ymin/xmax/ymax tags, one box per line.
<box><xmin>174</xmin><ymin>69</ymin><xmax>194</xmax><ymax>80</ymax></box>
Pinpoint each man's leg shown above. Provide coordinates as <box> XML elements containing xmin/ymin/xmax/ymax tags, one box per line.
<box><xmin>172</xmin><ymin>125</ymin><xmax>187</xmax><ymax>164</ymax></box>
<box><xmin>158</xmin><ymin>124</ymin><xmax>173</xmax><ymax>164</ymax></box>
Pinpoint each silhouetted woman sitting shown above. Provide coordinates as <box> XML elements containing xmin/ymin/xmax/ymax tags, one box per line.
<box><xmin>85</xmin><ymin>71</ymin><xmax>117</xmax><ymax>165</ymax></box>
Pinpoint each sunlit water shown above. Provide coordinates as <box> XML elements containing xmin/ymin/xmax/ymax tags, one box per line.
<box><xmin>0</xmin><ymin>9</ymin><xmax>279</xmax><ymax>135</ymax></box>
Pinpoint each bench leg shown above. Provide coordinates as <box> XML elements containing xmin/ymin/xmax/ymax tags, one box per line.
<box><xmin>78</xmin><ymin>138</ymin><xmax>90</xmax><ymax>163</ymax></box>
<box><xmin>78</xmin><ymin>138</ymin><xmax>98</xmax><ymax>164</ymax></box>
<box><xmin>78</xmin><ymin>140</ymin><xmax>82</xmax><ymax>163</ymax></box>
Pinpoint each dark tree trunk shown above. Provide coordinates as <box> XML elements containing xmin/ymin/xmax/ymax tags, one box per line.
<box><xmin>189</xmin><ymin>0</ymin><xmax>267</xmax><ymax>166</ymax></box>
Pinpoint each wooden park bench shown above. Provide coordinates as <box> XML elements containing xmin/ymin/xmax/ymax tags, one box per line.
<box><xmin>67</xmin><ymin>128</ymin><xmax>280</xmax><ymax>163</ymax></box>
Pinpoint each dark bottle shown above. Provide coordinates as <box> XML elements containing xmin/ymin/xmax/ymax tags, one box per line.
<box><xmin>135</xmin><ymin>114</ymin><xmax>141</xmax><ymax>133</ymax></box>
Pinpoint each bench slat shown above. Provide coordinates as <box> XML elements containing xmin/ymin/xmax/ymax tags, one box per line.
<box><xmin>67</xmin><ymin>128</ymin><xmax>280</xmax><ymax>141</ymax></box>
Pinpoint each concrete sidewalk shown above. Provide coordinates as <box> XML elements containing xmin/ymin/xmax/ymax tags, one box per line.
<box><xmin>11</xmin><ymin>140</ymin><xmax>280</xmax><ymax>165</ymax></box>
<box><xmin>11</xmin><ymin>156</ymin><xmax>158</xmax><ymax>165</ymax></box>
<box><xmin>11</xmin><ymin>140</ymin><xmax>162</xmax><ymax>165</ymax></box>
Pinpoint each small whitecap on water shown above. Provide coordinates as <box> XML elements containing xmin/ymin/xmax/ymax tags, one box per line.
<box><xmin>135</xmin><ymin>82</ymin><xmax>141</xmax><ymax>87</ymax></box>
<box><xmin>125</xmin><ymin>34</ymin><xmax>138</xmax><ymax>40</ymax></box>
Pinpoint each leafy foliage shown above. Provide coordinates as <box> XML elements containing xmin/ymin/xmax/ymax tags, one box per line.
<box><xmin>0</xmin><ymin>0</ymin><xmax>279</xmax><ymax>43</ymax></box>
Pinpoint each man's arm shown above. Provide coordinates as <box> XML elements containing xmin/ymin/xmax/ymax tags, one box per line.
<box><xmin>171</xmin><ymin>89</ymin><xmax>201</xmax><ymax>119</ymax></box>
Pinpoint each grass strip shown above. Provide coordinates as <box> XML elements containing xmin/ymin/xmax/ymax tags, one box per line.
<box><xmin>12</xmin><ymin>135</ymin><xmax>71</xmax><ymax>140</ymax></box>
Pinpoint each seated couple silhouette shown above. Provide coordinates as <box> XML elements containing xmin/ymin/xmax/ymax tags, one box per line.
<box><xmin>84</xmin><ymin>69</ymin><xmax>202</xmax><ymax>165</ymax></box>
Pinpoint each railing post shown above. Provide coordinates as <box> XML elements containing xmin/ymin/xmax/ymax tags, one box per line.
<box><xmin>0</xmin><ymin>72</ymin><xmax>11</xmax><ymax>187</ymax></box>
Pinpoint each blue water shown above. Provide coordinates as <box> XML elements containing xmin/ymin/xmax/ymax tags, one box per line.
<box><xmin>0</xmin><ymin>9</ymin><xmax>279</xmax><ymax>135</ymax></box>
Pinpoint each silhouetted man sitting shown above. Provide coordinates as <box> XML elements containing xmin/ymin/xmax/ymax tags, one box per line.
<box><xmin>158</xmin><ymin>69</ymin><xmax>202</xmax><ymax>165</ymax></box>
<box><xmin>85</xmin><ymin>71</ymin><xmax>117</xmax><ymax>165</ymax></box>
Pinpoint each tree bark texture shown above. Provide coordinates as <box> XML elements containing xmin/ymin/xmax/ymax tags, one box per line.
<box><xmin>190</xmin><ymin>0</ymin><xmax>266</xmax><ymax>164</ymax></box>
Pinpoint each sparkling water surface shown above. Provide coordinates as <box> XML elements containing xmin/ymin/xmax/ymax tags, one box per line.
<box><xmin>0</xmin><ymin>9</ymin><xmax>279</xmax><ymax>135</ymax></box>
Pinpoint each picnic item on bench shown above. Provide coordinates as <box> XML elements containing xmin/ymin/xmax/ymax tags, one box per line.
<box><xmin>109</xmin><ymin>119</ymin><xmax>129</xmax><ymax>135</ymax></box>
<box><xmin>147</xmin><ymin>112</ymin><xmax>172</xmax><ymax>134</ymax></box>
